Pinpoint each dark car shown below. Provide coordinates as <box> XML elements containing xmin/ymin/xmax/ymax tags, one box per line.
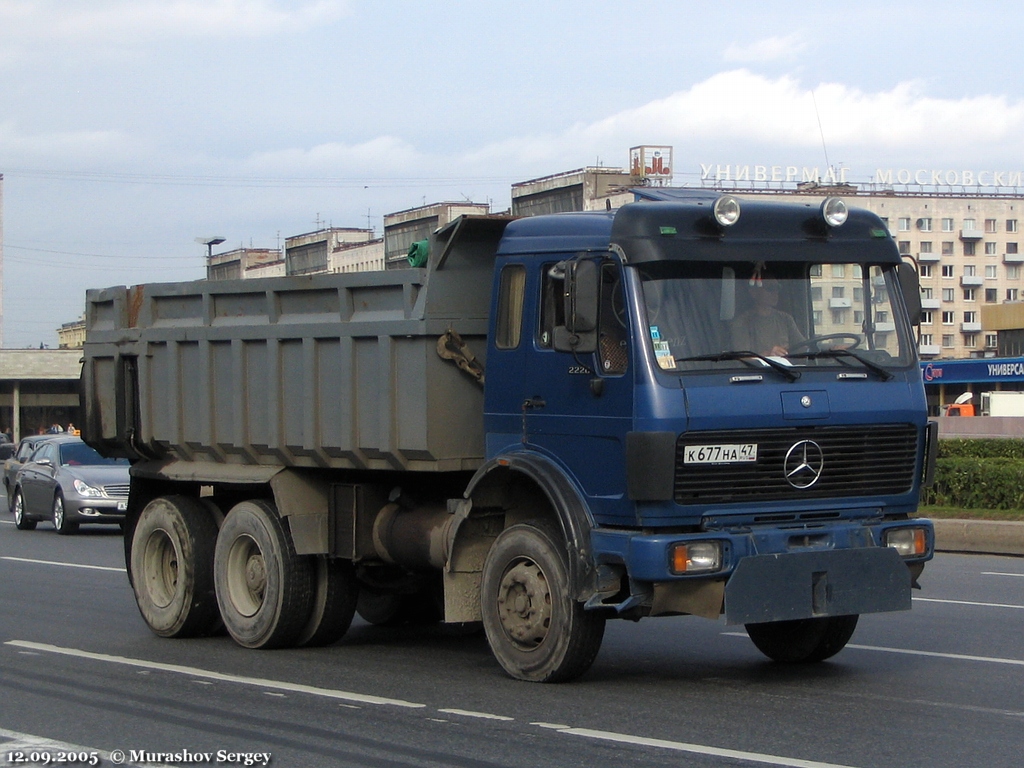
<box><xmin>3</xmin><ymin>434</ymin><xmax>60</xmax><ymax>506</ymax></box>
<box><xmin>11</xmin><ymin>436</ymin><xmax>130</xmax><ymax>534</ymax></box>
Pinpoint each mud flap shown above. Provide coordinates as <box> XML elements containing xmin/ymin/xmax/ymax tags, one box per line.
<box><xmin>724</xmin><ymin>547</ymin><xmax>911</xmax><ymax>625</ymax></box>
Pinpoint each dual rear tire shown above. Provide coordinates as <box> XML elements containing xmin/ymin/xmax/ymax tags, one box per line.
<box><xmin>129</xmin><ymin>496</ymin><xmax>357</xmax><ymax>649</ymax></box>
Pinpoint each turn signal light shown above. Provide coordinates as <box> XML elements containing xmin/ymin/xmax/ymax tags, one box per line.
<box><xmin>885</xmin><ymin>527</ymin><xmax>928</xmax><ymax>557</ymax></box>
<box><xmin>670</xmin><ymin>541</ymin><xmax>723</xmax><ymax>574</ymax></box>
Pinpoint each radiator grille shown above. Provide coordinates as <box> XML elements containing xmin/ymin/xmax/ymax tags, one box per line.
<box><xmin>674</xmin><ymin>424</ymin><xmax>918</xmax><ymax>505</ymax></box>
<box><xmin>102</xmin><ymin>483</ymin><xmax>131</xmax><ymax>498</ymax></box>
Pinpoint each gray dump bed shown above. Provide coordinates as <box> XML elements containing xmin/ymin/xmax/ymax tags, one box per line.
<box><xmin>82</xmin><ymin>216</ymin><xmax>509</xmax><ymax>473</ymax></box>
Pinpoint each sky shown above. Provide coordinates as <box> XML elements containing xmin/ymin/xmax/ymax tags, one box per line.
<box><xmin>2</xmin><ymin>0</ymin><xmax>1024</xmax><ymax>348</ymax></box>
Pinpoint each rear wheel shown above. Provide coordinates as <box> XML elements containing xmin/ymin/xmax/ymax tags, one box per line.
<box><xmin>481</xmin><ymin>523</ymin><xmax>605</xmax><ymax>682</ymax></box>
<box><xmin>296</xmin><ymin>557</ymin><xmax>359</xmax><ymax>647</ymax></box>
<box><xmin>13</xmin><ymin>490</ymin><xmax>36</xmax><ymax>531</ymax></box>
<box><xmin>130</xmin><ymin>496</ymin><xmax>221</xmax><ymax>638</ymax></box>
<box><xmin>745</xmin><ymin>614</ymin><xmax>859</xmax><ymax>663</ymax></box>
<box><xmin>214</xmin><ymin>499</ymin><xmax>313</xmax><ymax>649</ymax></box>
<box><xmin>52</xmin><ymin>492</ymin><xmax>78</xmax><ymax>535</ymax></box>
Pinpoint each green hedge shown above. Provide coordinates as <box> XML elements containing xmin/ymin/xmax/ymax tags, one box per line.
<box><xmin>924</xmin><ymin>454</ymin><xmax>1024</xmax><ymax>510</ymax></box>
<box><xmin>937</xmin><ymin>438</ymin><xmax>1024</xmax><ymax>460</ymax></box>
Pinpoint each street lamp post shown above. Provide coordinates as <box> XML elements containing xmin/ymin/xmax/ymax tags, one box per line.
<box><xmin>196</xmin><ymin>236</ymin><xmax>226</xmax><ymax>261</ymax></box>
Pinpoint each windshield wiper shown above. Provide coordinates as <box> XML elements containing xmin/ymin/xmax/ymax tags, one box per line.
<box><xmin>788</xmin><ymin>348</ymin><xmax>893</xmax><ymax>381</ymax></box>
<box><xmin>677</xmin><ymin>351</ymin><xmax>800</xmax><ymax>382</ymax></box>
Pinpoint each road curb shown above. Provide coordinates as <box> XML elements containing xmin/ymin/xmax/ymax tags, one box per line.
<box><xmin>933</xmin><ymin>519</ymin><xmax>1024</xmax><ymax>557</ymax></box>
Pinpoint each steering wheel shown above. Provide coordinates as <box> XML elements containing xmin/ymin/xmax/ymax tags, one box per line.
<box><xmin>788</xmin><ymin>333</ymin><xmax>861</xmax><ymax>354</ymax></box>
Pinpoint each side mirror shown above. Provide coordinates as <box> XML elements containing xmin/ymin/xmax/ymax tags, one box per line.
<box><xmin>35</xmin><ymin>457</ymin><xmax>53</xmax><ymax>467</ymax></box>
<box><xmin>898</xmin><ymin>262</ymin><xmax>922</xmax><ymax>326</ymax></box>
<box><xmin>553</xmin><ymin>259</ymin><xmax>599</xmax><ymax>354</ymax></box>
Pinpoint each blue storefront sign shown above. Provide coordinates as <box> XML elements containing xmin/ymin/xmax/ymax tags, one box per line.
<box><xmin>921</xmin><ymin>357</ymin><xmax>1024</xmax><ymax>385</ymax></box>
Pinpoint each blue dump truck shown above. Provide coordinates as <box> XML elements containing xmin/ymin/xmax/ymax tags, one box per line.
<box><xmin>82</xmin><ymin>190</ymin><xmax>936</xmax><ymax>682</ymax></box>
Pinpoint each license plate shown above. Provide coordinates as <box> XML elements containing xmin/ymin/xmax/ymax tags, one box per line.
<box><xmin>683</xmin><ymin>443</ymin><xmax>758</xmax><ymax>464</ymax></box>
<box><xmin>117</xmin><ymin>501</ymin><xmax>128</xmax><ymax>511</ymax></box>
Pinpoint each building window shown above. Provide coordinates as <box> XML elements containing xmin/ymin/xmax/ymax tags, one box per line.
<box><xmin>898</xmin><ymin>241</ymin><xmax>911</xmax><ymax>255</ymax></box>
<box><xmin>918</xmin><ymin>217</ymin><xmax>932</xmax><ymax>232</ymax></box>
<box><xmin>986</xmin><ymin>265</ymin><xmax>998</xmax><ymax>278</ymax></box>
<box><xmin>1008</xmin><ymin>288</ymin><xmax>1020</xmax><ymax>301</ymax></box>
<box><xmin>941</xmin><ymin>264</ymin><xmax>954</xmax><ymax>278</ymax></box>
<box><xmin>898</xmin><ymin>217</ymin><xmax>911</xmax><ymax>232</ymax></box>
<box><xmin>1008</xmin><ymin>266</ymin><xmax>1021</xmax><ymax>280</ymax></box>
<box><xmin>985</xmin><ymin>242</ymin><xmax>997</xmax><ymax>255</ymax></box>
<box><xmin>831</xmin><ymin>264</ymin><xmax>845</xmax><ymax>278</ymax></box>
<box><xmin>964</xmin><ymin>218</ymin><xmax>976</xmax><ymax>231</ymax></box>
<box><xmin>964</xmin><ymin>264</ymin><xmax>976</xmax><ymax>276</ymax></box>
<box><xmin>942</xmin><ymin>334</ymin><xmax>955</xmax><ymax>347</ymax></box>
<box><xmin>942</xmin><ymin>218</ymin><xmax>955</xmax><ymax>232</ymax></box>
<box><xmin>942</xmin><ymin>288</ymin><xmax>955</xmax><ymax>302</ymax></box>
<box><xmin>963</xmin><ymin>333</ymin><xmax>978</xmax><ymax>347</ymax></box>
<box><xmin>986</xmin><ymin>334</ymin><xmax>999</xmax><ymax>348</ymax></box>
<box><xmin>921</xmin><ymin>333</ymin><xmax>934</xmax><ymax>346</ymax></box>
<box><xmin>854</xmin><ymin>310</ymin><xmax>864</xmax><ymax>324</ymax></box>
<box><xmin>942</xmin><ymin>241</ymin><xmax>955</xmax><ymax>255</ymax></box>
<box><xmin>831</xmin><ymin>309</ymin><xmax>846</xmax><ymax>324</ymax></box>
<box><xmin>921</xmin><ymin>310</ymin><xmax>933</xmax><ymax>325</ymax></box>
<box><xmin>942</xmin><ymin>311</ymin><xmax>955</xmax><ymax>325</ymax></box>
<box><xmin>853</xmin><ymin>287</ymin><xmax>864</xmax><ymax>302</ymax></box>
<box><xmin>879</xmin><ymin>216</ymin><xmax>889</xmax><ymax>230</ymax></box>
<box><xmin>811</xmin><ymin>286</ymin><xmax>822</xmax><ymax>301</ymax></box>
<box><xmin>919</xmin><ymin>241</ymin><xmax>933</xmax><ymax>254</ymax></box>
<box><xmin>964</xmin><ymin>241</ymin><xmax>976</xmax><ymax>256</ymax></box>
<box><xmin>832</xmin><ymin>286</ymin><xmax>844</xmax><ymax>298</ymax></box>
<box><xmin>922</xmin><ymin>287</ymin><xmax>933</xmax><ymax>299</ymax></box>
<box><xmin>963</xmin><ymin>288</ymin><xmax>976</xmax><ymax>301</ymax></box>
<box><xmin>809</xmin><ymin>265</ymin><xmax>822</xmax><ymax>277</ymax></box>
<box><xmin>812</xmin><ymin>310</ymin><xmax>823</xmax><ymax>325</ymax></box>
<box><xmin>986</xmin><ymin>288</ymin><xmax>998</xmax><ymax>303</ymax></box>
<box><xmin>963</xmin><ymin>311</ymin><xmax>977</xmax><ymax>323</ymax></box>
<box><xmin>985</xmin><ymin>219</ymin><xmax>998</xmax><ymax>233</ymax></box>
<box><xmin>920</xmin><ymin>264</ymin><xmax>933</xmax><ymax>278</ymax></box>
<box><xmin>1008</xmin><ymin>242</ymin><xmax>1019</xmax><ymax>255</ymax></box>
<box><xmin>1009</xmin><ymin>220</ymin><xmax>1019</xmax><ymax>234</ymax></box>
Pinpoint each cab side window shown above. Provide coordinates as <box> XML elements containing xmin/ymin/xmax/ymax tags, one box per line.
<box><xmin>598</xmin><ymin>263</ymin><xmax>628</xmax><ymax>375</ymax></box>
<box><xmin>495</xmin><ymin>264</ymin><xmax>526</xmax><ymax>349</ymax></box>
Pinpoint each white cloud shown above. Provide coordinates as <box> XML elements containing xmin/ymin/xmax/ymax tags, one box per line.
<box><xmin>0</xmin><ymin>0</ymin><xmax>349</xmax><ymax>43</ymax></box>
<box><xmin>0</xmin><ymin>120</ymin><xmax>135</xmax><ymax>161</ymax></box>
<box><xmin>723</xmin><ymin>34</ymin><xmax>808</xmax><ymax>63</ymax></box>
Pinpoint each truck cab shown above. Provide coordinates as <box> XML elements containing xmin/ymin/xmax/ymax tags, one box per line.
<box><xmin>473</xmin><ymin>191</ymin><xmax>934</xmax><ymax>674</ymax></box>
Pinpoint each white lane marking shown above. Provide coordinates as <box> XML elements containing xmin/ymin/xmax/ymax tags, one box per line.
<box><xmin>915</xmin><ymin>596</ymin><xmax>1024</xmax><ymax>610</ymax></box>
<box><xmin>982</xmin><ymin>571</ymin><xmax>1024</xmax><ymax>578</ymax></box>
<box><xmin>437</xmin><ymin>709</ymin><xmax>514</xmax><ymax>721</ymax></box>
<box><xmin>552</xmin><ymin>727</ymin><xmax>861</xmax><ymax>768</ymax></box>
<box><xmin>725</xmin><ymin>632</ymin><xmax>1024</xmax><ymax>667</ymax></box>
<box><xmin>846</xmin><ymin>644</ymin><xmax>1024</xmax><ymax>667</ymax></box>
<box><xmin>5</xmin><ymin>641</ymin><xmax>426</xmax><ymax>709</ymax></box>
<box><xmin>1</xmin><ymin>556</ymin><xmax>124</xmax><ymax>573</ymax></box>
<box><xmin>532</xmin><ymin>722</ymin><xmax>572</xmax><ymax>730</ymax></box>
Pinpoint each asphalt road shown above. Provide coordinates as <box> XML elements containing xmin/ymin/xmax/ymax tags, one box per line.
<box><xmin>0</xmin><ymin>509</ymin><xmax>1022</xmax><ymax>768</ymax></box>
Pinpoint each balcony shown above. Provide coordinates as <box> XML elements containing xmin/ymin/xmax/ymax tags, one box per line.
<box><xmin>921</xmin><ymin>297</ymin><xmax>941</xmax><ymax>310</ymax></box>
<box><xmin>918</xmin><ymin>344</ymin><xmax>941</xmax><ymax>357</ymax></box>
<box><xmin>961</xmin><ymin>322</ymin><xmax>983</xmax><ymax>332</ymax></box>
<box><xmin>1003</xmin><ymin>253</ymin><xmax>1024</xmax><ymax>264</ymax></box>
<box><xmin>829</xmin><ymin>297</ymin><xmax>852</xmax><ymax>309</ymax></box>
<box><xmin>874</xmin><ymin>322</ymin><xmax>896</xmax><ymax>332</ymax></box>
<box><xmin>960</xmin><ymin>275</ymin><xmax>984</xmax><ymax>287</ymax></box>
<box><xmin>917</xmin><ymin>252</ymin><xmax>941</xmax><ymax>263</ymax></box>
<box><xmin>960</xmin><ymin>228</ymin><xmax>984</xmax><ymax>240</ymax></box>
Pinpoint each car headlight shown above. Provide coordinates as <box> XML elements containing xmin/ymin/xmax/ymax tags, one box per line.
<box><xmin>884</xmin><ymin>527</ymin><xmax>928</xmax><ymax>557</ymax></box>
<box><xmin>670</xmin><ymin>541</ymin><xmax>723</xmax><ymax>574</ymax></box>
<box><xmin>73</xmin><ymin>478</ymin><xmax>104</xmax><ymax>497</ymax></box>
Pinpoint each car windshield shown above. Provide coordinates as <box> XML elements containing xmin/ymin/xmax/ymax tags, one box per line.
<box><xmin>59</xmin><ymin>442</ymin><xmax>130</xmax><ymax>466</ymax></box>
<box><xmin>638</xmin><ymin>260</ymin><xmax>912</xmax><ymax>374</ymax></box>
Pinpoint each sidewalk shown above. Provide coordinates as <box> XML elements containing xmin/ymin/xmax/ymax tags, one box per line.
<box><xmin>933</xmin><ymin>519</ymin><xmax>1024</xmax><ymax>557</ymax></box>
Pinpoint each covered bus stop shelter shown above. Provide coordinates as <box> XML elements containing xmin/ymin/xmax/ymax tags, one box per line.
<box><xmin>0</xmin><ymin>349</ymin><xmax>83</xmax><ymax>442</ymax></box>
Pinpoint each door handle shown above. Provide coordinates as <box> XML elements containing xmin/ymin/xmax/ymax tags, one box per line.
<box><xmin>522</xmin><ymin>396</ymin><xmax>547</xmax><ymax>411</ymax></box>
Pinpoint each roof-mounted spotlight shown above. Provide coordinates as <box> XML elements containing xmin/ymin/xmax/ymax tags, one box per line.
<box><xmin>713</xmin><ymin>195</ymin><xmax>741</xmax><ymax>227</ymax></box>
<box><xmin>821</xmin><ymin>197</ymin><xmax>848</xmax><ymax>228</ymax></box>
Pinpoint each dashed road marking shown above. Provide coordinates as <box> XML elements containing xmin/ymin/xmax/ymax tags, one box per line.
<box><xmin>0</xmin><ymin>556</ymin><xmax>124</xmax><ymax>572</ymax></box>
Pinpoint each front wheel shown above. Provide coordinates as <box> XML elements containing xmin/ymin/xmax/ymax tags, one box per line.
<box><xmin>52</xmin><ymin>492</ymin><xmax>78</xmax><ymax>535</ymax></box>
<box><xmin>214</xmin><ymin>500</ymin><xmax>313</xmax><ymax>649</ymax></box>
<box><xmin>745</xmin><ymin>614</ymin><xmax>859</xmax><ymax>663</ymax></box>
<box><xmin>481</xmin><ymin>523</ymin><xmax>605</xmax><ymax>683</ymax></box>
<box><xmin>130</xmin><ymin>496</ymin><xmax>221</xmax><ymax>638</ymax></box>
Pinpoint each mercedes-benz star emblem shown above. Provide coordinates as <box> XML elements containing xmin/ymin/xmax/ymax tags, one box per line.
<box><xmin>784</xmin><ymin>440</ymin><xmax>824</xmax><ymax>489</ymax></box>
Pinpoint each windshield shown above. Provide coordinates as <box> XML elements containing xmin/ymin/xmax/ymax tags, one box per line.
<box><xmin>60</xmin><ymin>442</ymin><xmax>130</xmax><ymax>466</ymax></box>
<box><xmin>639</xmin><ymin>260</ymin><xmax>912</xmax><ymax>374</ymax></box>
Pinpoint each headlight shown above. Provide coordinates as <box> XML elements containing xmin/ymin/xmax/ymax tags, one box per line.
<box><xmin>73</xmin><ymin>478</ymin><xmax>103</xmax><ymax>497</ymax></box>
<box><xmin>713</xmin><ymin>195</ymin><xmax>741</xmax><ymax>227</ymax></box>
<box><xmin>821</xmin><ymin>197</ymin><xmax>849</xmax><ymax>227</ymax></box>
<box><xmin>670</xmin><ymin>541</ymin><xmax>723</xmax><ymax>574</ymax></box>
<box><xmin>884</xmin><ymin>527</ymin><xmax>928</xmax><ymax>557</ymax></box>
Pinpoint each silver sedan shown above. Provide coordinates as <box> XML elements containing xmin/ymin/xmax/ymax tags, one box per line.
<box><xmin>11</xmin><ymin>436</ymin><xmax>130</xmax><ymax>534</ymax></box>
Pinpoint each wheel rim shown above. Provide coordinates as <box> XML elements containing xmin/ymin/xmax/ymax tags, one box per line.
<box><xmin>53</xmin><ymin>497</ymin><xmax>64</xmax><ymax>529</ymax></box>
<box><xmin>495</xmin><ymin>557</ymin><xmax>552</xmax><ymax>650</ymax></box>
<box><xmin>142</xmin><ymin>529</ymin><xmax>179</xmax><ymax>609</ymax></box>
<box><xmin>226</xmin><ymin>534</ymin><xmax>266</xmax><ymax>618</ymax></box>
<box><xmin>13</xmin><ymin>494</ymin><xmax>24</xmax><ymax>524</ymax></box>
